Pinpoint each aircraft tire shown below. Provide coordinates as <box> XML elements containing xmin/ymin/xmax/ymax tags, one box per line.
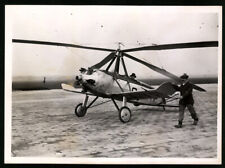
<box><xmin>75</xmin><ymin>103</ymin><xmax>87</xmax><ymax>117</ymax></box>
<box><xmin>119</xmin><ymin>106</ymin><xmax>131</xmax><ymax>123</ymax></box>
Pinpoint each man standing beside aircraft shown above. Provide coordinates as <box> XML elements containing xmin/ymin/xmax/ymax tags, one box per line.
<box><xmin>174</xmin><ymin>73</ymin><xmax>199</xmax><ymax>128</ymax></box>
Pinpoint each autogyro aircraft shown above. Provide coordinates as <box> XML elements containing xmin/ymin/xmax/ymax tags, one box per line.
<box><xmin>12</xmin><ymin>39</ymin><xmax>218</xmax><ymax>123</ymax></box>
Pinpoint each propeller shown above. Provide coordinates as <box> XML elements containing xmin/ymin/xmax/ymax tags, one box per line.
<box><xmin>122</xmin><ymin>52</ymin><xmax>206</xmax><ymax>92</ymax></box>
<box><xmin>122</xmin><ymin>41</ymin><xmax>218</xmax><ymax>52</ymax></box>
<box><xmin>12</xmin><ymin>39</ymin><xmax>115</xmax><ymax>52</ymax></box>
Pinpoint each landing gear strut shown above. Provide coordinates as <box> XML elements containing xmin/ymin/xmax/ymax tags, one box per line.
<box><xmin>74</xmin><ymin>95</ymin><xmax>98</xmax><ymax>117</ymax></box>
<box><xmin>112</xmin><ymin>96</ymin><xmax>132</xmax><ymax>123</ymax></box>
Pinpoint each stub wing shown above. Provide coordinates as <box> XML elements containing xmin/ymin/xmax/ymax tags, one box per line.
<box><xmin>61</xmin><ymin>83</ymin><xmax>93</xmax><ymax>95</ymax></box>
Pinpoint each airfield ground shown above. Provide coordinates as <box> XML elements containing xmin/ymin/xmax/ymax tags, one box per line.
<box><xmin>11</xmin><ymin>84</ymin><xmax>218</xmax><ymax>159</ymax></box>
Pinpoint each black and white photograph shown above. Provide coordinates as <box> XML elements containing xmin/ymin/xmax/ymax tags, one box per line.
<box><xmin>5</xmin><ymin>5</ymin><xmax>222</xmax><ymax>164</ymax></box>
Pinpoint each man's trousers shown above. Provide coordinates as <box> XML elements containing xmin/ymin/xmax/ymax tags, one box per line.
<box><xmin>178</xmin><ymin>104</ymin><xmax>198</xmax><ymax>122</ymax></box>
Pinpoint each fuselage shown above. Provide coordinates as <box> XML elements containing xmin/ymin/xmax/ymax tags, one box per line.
<box><xmin>76</xmin><ymin>69</ymin><xmax>164</xmax><ymax>105</ymax></box>
<box><xmin>77</xmin><ymin>69</ymin><xmax>141</xmax><ymax>93</ymax></box>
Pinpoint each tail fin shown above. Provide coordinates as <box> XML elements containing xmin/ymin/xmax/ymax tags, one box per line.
<box><xmin>156</xmin><ymin>82</ymin><xmax>177</xmax><ymax>98</ymax></box>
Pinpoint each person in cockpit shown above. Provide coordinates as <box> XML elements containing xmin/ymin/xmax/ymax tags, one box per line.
<box><xmin>130</xmin><ymin>73</ymin><xmax>136</xmax><ymax>79</ymax></box>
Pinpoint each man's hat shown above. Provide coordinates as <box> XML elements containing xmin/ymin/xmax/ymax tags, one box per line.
<box><xmin>180</xmin><ymin>73</ymin><xmax>189</xmax><ymax>79</ymax></box>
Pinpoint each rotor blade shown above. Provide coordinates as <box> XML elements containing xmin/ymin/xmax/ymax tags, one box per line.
<box><xmin>12</xmin><ymin>39</ymin><xmax>115</xmax><ymax>52</ymax></box>
<box><xmin>123</xmin><ymin>52</ymin><xmax>183</xmax><ymax>84</ymax></box>
<box><xmin>123</xmin><ymin>53</ymin><xmax>206</xmax><ymax>92</ymax></box>
<box><xmin>192</xmin><ymin>84</ymin><xmax>206</xmax><ymax>92</ymax></box>
<box><xmin>122</xmin><ymin>41</ymin><xmax>218</xmax><ymax>52</ymax></box>
<box><xmin>90</xmin><ymin>52</ymin><xmax>115</xmax><ymax>69</ymax></box>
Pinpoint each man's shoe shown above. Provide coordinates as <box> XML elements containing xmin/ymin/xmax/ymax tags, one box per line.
<box><xmin>193</xmin><ymin>120</ymin><xmax>198</xmax><ymax>125</ymax></box>
<box><xmin>174</xmin><ymin>124</ymin><xmax>182</xmax><ymax>128</ymax></box>
<box><xmin>175</xmin><ymin>121</ymin><xmax>182</xmax><ymax>128</ymax></box>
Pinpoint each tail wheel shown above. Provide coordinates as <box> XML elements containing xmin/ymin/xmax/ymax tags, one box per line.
<box><xmin>75</xmin><ymin>103</ymin><xmax>87</xmax><ymax>117</ymax></box>
<box><xmin>119</xmin><ymin>106</ymin><xmax>131</xmax><ymax>123</ymax></box>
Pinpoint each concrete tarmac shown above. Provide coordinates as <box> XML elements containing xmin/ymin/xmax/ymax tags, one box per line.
<box><xmin>11</xmin><ymin>84</ymin><xmax>218</xmax><ymax>158</ymax></box>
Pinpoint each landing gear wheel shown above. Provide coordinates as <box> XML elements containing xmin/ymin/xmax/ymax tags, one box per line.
<box><xmin>119</xmin><ymin>106</ymin><xmax>131</xmax><ymax>123</ymax></box>
<box><xmin>75</xmin><ymin>103</ymin><xmax>87</xmax><ymax>117</ymax></box>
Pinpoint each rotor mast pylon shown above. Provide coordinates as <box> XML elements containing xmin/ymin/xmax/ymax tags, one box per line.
<box><xmin>111</xmin><ymin>42</ymin><xmax>132</xmax><ymax>91</ymax></box>
<box><xmin>114</xmin><ymin>42</ymin><xmax>124</xmax><ymax>74</ymax></box>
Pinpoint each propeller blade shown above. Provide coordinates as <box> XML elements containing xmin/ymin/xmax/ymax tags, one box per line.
<box><xmin>12</xmin><ymin>39</ymin><xmax>115</xmax><ymax>52</ymax></box>
<box><xmin>122</xmin><ymin>41</ymin><xmax>218</xmax><ymax>52</ymax></box>
<box><xmin>123</xmin><ymin>52</ymin><xmax>183</xmax><ymax>83</ymax></box>
<box><xmin>73</xmin><ymin>80</ymin><xmax>82</xmax><ymax>88</ymax></box>
<box><xmin>90</xmin><ymin>52</ymin><xmax>115</xmax><ymax>69</ymax></box>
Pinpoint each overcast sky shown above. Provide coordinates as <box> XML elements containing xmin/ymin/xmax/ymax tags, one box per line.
<box><xmin>6</xmin><ymin>6</ymin><xmax>220</xmax><ymax>79</ymax></box>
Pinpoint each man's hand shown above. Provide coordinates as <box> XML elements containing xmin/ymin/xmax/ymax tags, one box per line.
<box><xmin>178</xmin><ymin>95</ymin><xmax>183</xmax><ymax>99</ymax></box>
